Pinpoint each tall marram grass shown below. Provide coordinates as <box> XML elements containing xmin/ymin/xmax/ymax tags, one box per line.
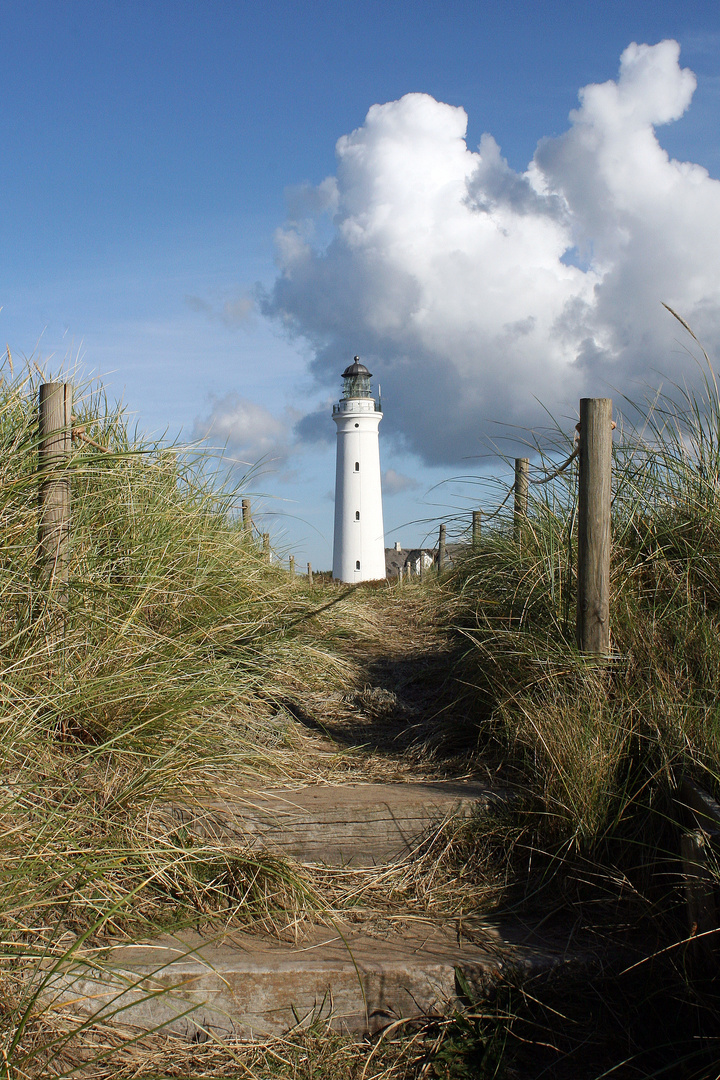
<box><xmin>444</xmin><ymin>347</ymin><xmax>720</xmax><ymax>860</ymax></box>
<box><xmin>435</xmin><ymin>348</ymin><xmax>720</xmax><ymax>1074</ymax></box>
<box><xmin>0</xmin><ymin>367</ymin><xmax>352</xmax><ymax>1072</ymax></box>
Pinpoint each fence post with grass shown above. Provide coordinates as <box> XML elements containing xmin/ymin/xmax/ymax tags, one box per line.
<box><xmin>289</xmin><ymin>555</ymin><xmax>295</xmax><ymax>578</ymax></box>
<box><xmin>472</xmin><ymin>510</ymin><xmax>482</xmax><ymax>547</ymax></box>
<box><xmin>38</xmin><ymin>382</ymin><xmax>72</xmax><ymax>611</ymax></box>
<box><xmin>576</xmin><ymin>397</ymin><xmax>613</xmax><ymax>655</ymax></box>
<box><xmin>242</xmin><ymin>498</ymin><xmax>252</xmax><ymax>535</ymax></box>
<box><xmin>437</xmin><ymin>523</ymin><xmax>447</xmax><ymax>573</ymax></box>
<box><xmin>307</xmin><ymin>561</ymin><xmax>313</xmax><ymax>586</ymax></box>
<box><xmin>676</xmin><ymin>777</ymin><xmax>720</xmax><ymax>975</ymax></box>
<box><xmin>514</xmin><ymin>458</ymin><xmax>529</xmax><ymax>540</ymax></box>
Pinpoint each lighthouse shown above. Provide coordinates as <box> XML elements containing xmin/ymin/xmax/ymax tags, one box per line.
<box><xmin>332</xmin><ymin>358</ymin><xmax>386</xmax><ymax>582</ymax></box>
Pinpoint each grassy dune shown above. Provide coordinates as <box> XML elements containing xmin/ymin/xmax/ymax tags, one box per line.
<box><xmin>4</xmin><ymin>336</ymin><xmax>720</xmax><ymax>1076</ymax></box>
<box><xmin>444</xmin><ymin>363</ymin><xmax>720</xmax><ymax>851</ymax></box>
<box><xmin>437</xmin><ymin>340</ymin><xmax>720</xmax><ymax>1074</ymax></box>
<box><xmin>0</xmin><ymin>369</ymin><xmax>485</xmax><ymax>1079</ymax></box>
<box><xmin>0</xmin><ymin>368</ymin><xmax>371</xmax><ymax>1073</ymax></box>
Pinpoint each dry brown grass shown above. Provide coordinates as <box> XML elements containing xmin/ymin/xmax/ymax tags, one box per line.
<box><xmin>0</xmin><ymin>366</ymin><xmax>509</xmax><ymax>1076</ymax></box>
<box><xmin>5</xmin><ymin>1010</ymin><xmax>433</xmax><ymax>1079</ymax></box>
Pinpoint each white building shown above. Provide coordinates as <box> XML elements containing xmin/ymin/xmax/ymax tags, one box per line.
<box><xmin>332</xmin><ymin>358</ymin><xmax>386</xmax><ymax>582</ymax></box>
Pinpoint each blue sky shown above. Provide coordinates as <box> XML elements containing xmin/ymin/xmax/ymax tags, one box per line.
<box><xmin>3</xmin><ymin>1</ymin><xmax>720</xmax><ymax>567</ymax></box>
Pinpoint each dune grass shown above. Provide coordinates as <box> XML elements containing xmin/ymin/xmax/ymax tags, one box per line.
<box><xmin>6</xmin><ymin>332</ymin><xmax>720</xmax><ymax>1076</ymax></box>
<box><xmin>443</xmin><ymin>353</ymin><xmax>720</xmax><ymax>854</ymax></box>
<box><xmin>0</xmin><ymin>367</ymin><xmax>377</xmax><ymax>1073</ymax></box>
<box><xmin>0</xmin><ymin>367</ymin><xmax>499</xmax><ymax>1078</ymax></box>
<box><xmin>433</xmin><ymin>338</ymin><xmax>720</xmax><ymax>1074</ymax></box>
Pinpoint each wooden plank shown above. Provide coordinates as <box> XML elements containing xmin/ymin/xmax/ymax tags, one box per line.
<box><xmin>45</xmin><ymin>916</ymin><xmax>587</xmax><ymax>1041</ymax></box>
<box><xmin>164</xmin><ymin>782</ymin><xmax>503</xmax><ymax>866</ymax></box>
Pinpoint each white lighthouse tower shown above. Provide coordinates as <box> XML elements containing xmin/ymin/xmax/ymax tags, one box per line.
<box><xmin>332</xmin><ymin>357</ymin><xmax>386</xmax><ymax>582</ymax></box>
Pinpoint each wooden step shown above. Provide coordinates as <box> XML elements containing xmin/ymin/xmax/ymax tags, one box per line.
<box><xmin>45</xmin><ymin>917</ymin><xmax>600</xmax><ymax>1041</ymax></box>
<box><xmin>164</xmin><ymin>781</ymin><xmax>504</xmax><ymax>866</ymax></box>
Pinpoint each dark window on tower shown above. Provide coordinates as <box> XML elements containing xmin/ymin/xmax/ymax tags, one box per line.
<box><xmin>355</xmin><ymin>511</ymin><xmax>360</xmax><ymax>520</ymax></box>
<box><xmin>356</xmin><ymin>560</ymin><xmax>361</xmax><ymax>570</ymax></box>
<box><xmin>355</xmin><ymin>462</ymin><xmax>359</xmax><ymax>471</ymax></box>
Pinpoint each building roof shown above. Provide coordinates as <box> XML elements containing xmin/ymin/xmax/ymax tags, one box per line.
<box><xmin>342</xmin><ymin>356</ymin><xmax>373</xmax><ymax>379</ymax></box>
<box><xmin>384</xmin><ymin>548</ymin><xmax>406</xmax><ymax>576</ymax></box>
<box><xmin>385</xmin><ymin>547</ymin><xmax>436</xmax><ymax>576</ymax></box>
<box><xmin>384</xmin><ymin>544</ymin><xmax>470</xmax><ymax>576</ymax></box>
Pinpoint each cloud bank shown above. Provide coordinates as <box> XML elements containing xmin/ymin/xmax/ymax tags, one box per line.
<box><xmin>263</xmin><ymin>40</ymin><xmax>720</xmax><ymax>464</ymax></box>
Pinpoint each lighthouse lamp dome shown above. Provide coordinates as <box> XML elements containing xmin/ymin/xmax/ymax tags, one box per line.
<box><xmin>341</xmin><ymin>356</ymin><xmax>373</xmax><ymax>399</ymax></box>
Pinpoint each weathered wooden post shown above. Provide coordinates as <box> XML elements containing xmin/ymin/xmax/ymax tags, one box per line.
<box><xmin>681</xmin><ymin>830</ymin><xmax>718</xmax><ymax>975</ymax></box>
<box><xmin>514</xmin><ymin>458</ymin><xmax>529</xmax><ymax>540</ymax></box>
<box><xmin>677</xmin><ymin>778</ymin><xmax>720</xmax><ymax>974</ymax></box>
<box><xmin>307</xmin><ymin>561</ymin><xmax>313</xmax><ymax>587</ymax></box>
<box><xmin>289</xmin><ymin>555</ymin><xmax>295</xmax><ymax>578</ymax></box>
<box><xmin>576</xmin><ymin>398</ymin><xmax>612</xmax><ymax>655</ymax></box>
<box><xmin>437</xmin><ymin>523</ymin><xmax>447</xmax><ymax>574</ymax></box>
<box><xmin>38</xmin><ymin>382</ymin><xmax>72</xmax><ymax>613</ymax></box>
<box><xmin>472</xmin><ymin>510</ymin><xmax>482</xmax><ymax>547</ymax></box>
<box><xmin>262</xmin><ymin>532</ymin><xmax>270</xmax><ymax>560</ymax></box>
<box><xmin>242</xmin><ymin>498</ymin><xmax>252</xmax><ymax>535</ymax></box>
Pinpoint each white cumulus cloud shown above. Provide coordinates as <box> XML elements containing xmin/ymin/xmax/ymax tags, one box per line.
<box><xmin>193</xmin><ymin>393</ymin><xmax>291</xmax><ymax>466</ymax></box>
<box><xmin>186</xmin><ymin>292</ymin><xmax>255</xmax><ymax>327</ymax></box>
<box><xmin>382</xmin><ymin>468</ymin><xmax>419</xmax><ymax>495</ymax></box>
<box><xmin>263</xmin><ymin>40</ymin><xmax>720</xmax><ymax>465</ymax></box>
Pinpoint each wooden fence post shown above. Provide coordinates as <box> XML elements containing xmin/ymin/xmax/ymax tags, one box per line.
<box><xmin>38</xmin><ymin>382</ymin><xmax>72</xmax><ymax>613</ymax></box>
<box><xmin>472</xmin><ymin>510</ymin><xmax>482</xmax><ymax>547</ymax></box>
<box><xmin>262</xmin><ymin>532</ymin><xmax>270</xmax><ymax>560</ymax></box>
<box><xmin>242</xmin><ymin>498</ymin><xmax>252</xmax><ymax>534</ymax></box>
<box><xmin>681</xmin><ymin>830</ymin><xmax>719</xmax><ymax>976</ymax></box>
<box><xmin>307</xmin><ymin>562</ymin><xmax>313</xmax><ymax>587</ymax></box>
<box><xmin>289</xmin><ymin>555</ymin><xmax>295</xmax><ymax>578</ymax></box>
<box><xmin>437</xmin><ymin>523</ymin><xmax>447</xmax><ymax>573</ymax></box>
<box><xmin>514</xmin><ymin>458</ymin><xmax>529</xmax><ymax>540</ymax></box>
<box><xmin>576</xmin><ymin>397</ymin><xmax>612</xmax><ymax>655</ymax></box>
<box><xmin>677</xmin><ymin>778</ymin><xmax>720</xmax><ymax>974</ymax></box>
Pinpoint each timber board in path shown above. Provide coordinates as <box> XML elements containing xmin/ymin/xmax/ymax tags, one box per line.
<box><xmin>46</xmin><ymin>918</ymin><xmax>600</xmax><ymax>1041</ymax></box>
<box><xmin>165</xmin><ymin>781</ymin><xmax>503</xmax><ymax>866</ymax></box>
<box><xmin>46</xmin><ymin>781</ymin><xmax>615</xmax><ymax>1044</ymax></box>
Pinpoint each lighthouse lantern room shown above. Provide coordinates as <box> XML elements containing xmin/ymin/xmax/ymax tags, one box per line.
<box><xmin>332</xmin><ymin>357</ymin><xmax>386</xmax><ymax>582</ymax></box>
